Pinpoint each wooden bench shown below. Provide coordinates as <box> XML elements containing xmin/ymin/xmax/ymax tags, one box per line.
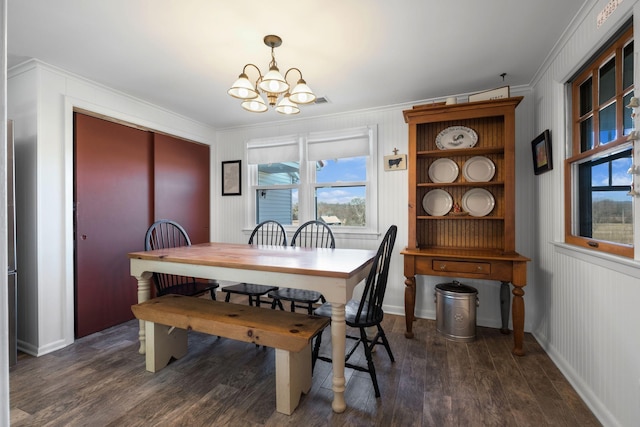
<box><xmin>131</xmin><ymin>294</ymin><xmax>329</xmax><ymax>415</ymax></box>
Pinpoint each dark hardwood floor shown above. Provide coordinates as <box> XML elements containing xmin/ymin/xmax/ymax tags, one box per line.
<box><xmin>9</xmin><ymin>306</ymin><xmax>600</xmax><ymax>426</ymax></box>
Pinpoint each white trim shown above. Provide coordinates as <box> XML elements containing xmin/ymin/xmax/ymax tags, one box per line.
<box><xmin>553</xmin><ymin>241</ymin><xmax>640</xmax><ymax>278</ymax></box>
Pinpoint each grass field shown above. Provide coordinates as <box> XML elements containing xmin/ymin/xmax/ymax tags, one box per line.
<box><xmin>593</xmin><ymin>223</ymin><xmax>633</xmax><ymax>245</ymax></box>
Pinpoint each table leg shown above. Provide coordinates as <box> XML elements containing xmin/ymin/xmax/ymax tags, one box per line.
<box><xmin>404</xmin><ymin>275</ymin><xmax>416</xmax><ymax>338</ymax></box>
<box><xmin>511</xmin><ymin>284</ymin><xmax>525</xmax><ymax>356</ymax></box>
<box><xmin>500</xmin><ymin>281</ymin><xmax>511</xmax><ymax>334</ymax></box>
<box><xmin>330</xmin><ymin>302</ymin><xmax>347</xmax><ymax>413</ymax></box>
<box><xmin>135</xmin><ymin>272</ymin><xmax>153</xmax><ymax>354</ymax></box>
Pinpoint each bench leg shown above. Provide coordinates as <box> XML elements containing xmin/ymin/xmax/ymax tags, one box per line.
<box><xmin>144</xmin><ymin>321</ymin><xmax>188</xmax><ymax>373</ymax></box>
<box><xmin>275</xmin><ymin>344</ymin><xmax>312</xmax><ymax>415</ymax></box>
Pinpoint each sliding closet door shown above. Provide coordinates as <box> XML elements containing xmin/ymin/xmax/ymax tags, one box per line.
<box><xmin>74</xmin><ymin>113</ymin><xmax>153</xmax><ymax>338</ymax></box>
<box><xmin>153</xmin><ymin>133</ymin><xmax>210</xmax><ymax>244</ymax></box>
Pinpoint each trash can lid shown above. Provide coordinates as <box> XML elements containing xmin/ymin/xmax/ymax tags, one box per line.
<box><xmin>436</xmin><ymin>280</ymin><xmax>477</xmax><ymax>294</ymax></box>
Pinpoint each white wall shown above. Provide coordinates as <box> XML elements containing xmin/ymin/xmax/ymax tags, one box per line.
<box><xmin>213</xmin><ymin>89</ymin><xmax>536</xmax><ymax>332</ymax></box>
<box><xmin>530</xmin><ymin>1</ymin><xmax>640</xmax><ymax>426</ymax></box>
<box><xmin>7</xmin><ymin>60</ymin><xmax>216</xmax><ymax>356</ymax></box>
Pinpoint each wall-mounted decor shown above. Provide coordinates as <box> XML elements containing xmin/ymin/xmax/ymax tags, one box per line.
<box><xmin>531</xmin><ymin>130</ymin><xmax>552</xmax><ymax>175</ymax></box>
<box><xmin>384</xmin><ymin>148</ymin><xmax>407</xmax><ymax>171</ymax></box>
<box><xmin>222</xmin><ymin>160</ymin><xmax>241</xmax><ymax>195</ymax></box>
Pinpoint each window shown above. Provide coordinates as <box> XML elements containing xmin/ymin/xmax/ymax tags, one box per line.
<box><xmin>246</xmin><ymin>126</ymin><xmax>377</xmax><ymax>232</ymax></box>
<box><xmin>566</xmin><ymin>24</ymin><xmax>634</xmax><ymax>257</ymax></box>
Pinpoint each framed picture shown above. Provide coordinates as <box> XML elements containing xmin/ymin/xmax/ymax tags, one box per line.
<box><xmin>222</xmin><ymin>160</ymin><xmax>241</xmax><ymax>196</ymax></box>
<box><xmin>383</xmin><ymin>154</ymin><xmax>407</xmax><ymax>171</ymax></box>
<box><xmin>531</xmin><ymin>130</ymin><xmax>552</xmax><ymax>175</ymax></box>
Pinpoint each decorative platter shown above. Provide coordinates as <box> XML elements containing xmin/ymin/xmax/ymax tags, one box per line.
<box><xmin>422</xmin><ymin>189</ymin><xmax>453</xmax><ymax>216</ymax></box>
<box><xmin>461</xmin><ymin>188</ymin><xmax>495</xmax><ymax>217</ymax></box>
<box><xmin>435</xmin><ymin>126</ymin><xmax>478</xmax><ymax>150</ymax></box>
<box><xmin>462</xmin><ymin>156</ymin><xmax>495</xmax><ymax>182</ymax></box>
<box><xmin>428</xmin><ymin>158</ymin><xmax>459</xmax><ymax>183</ymax></box>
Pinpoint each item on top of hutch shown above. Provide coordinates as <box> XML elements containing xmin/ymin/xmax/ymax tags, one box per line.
<box><xmin>401</xmin><ymin>96</ymin><xmax>530</xmax><ymax>356</ymax></box>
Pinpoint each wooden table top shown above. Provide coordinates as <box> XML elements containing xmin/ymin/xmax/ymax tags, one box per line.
<box><xmin>129</xmin><ymin>242</ymin><xmax>377</xmax><ymax>279</ymax></box>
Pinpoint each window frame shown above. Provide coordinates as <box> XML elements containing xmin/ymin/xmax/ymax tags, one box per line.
<box><xmin>245</xmin><ymin>126</ymin><xmax>378</xmax><ymax>236</ymax></box>
<box><xmin>565</xmin><ymin>24</ymin><xmax>634</xmax><ymax>258</ymax></box>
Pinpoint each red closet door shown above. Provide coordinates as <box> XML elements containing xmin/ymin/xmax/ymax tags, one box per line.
<box><xmin>153</xmin><ymin>133</ymin><xmax>210</xmax><ymax>244</ymax></box>
<box><xmin>74</xmin><ymin>113</ymin><xmax>153</xmax><ymax>338</ymax></box>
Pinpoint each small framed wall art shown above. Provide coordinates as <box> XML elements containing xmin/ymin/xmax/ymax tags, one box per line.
<box><xmin>531</xmin><ymin>130</ymin><xmax>552</xmax><ymax>175</ymax></box>
<box><xmin>222</xmin><ymin>160</ymin><xmax>241</xmax><ymax>196</ymax></box>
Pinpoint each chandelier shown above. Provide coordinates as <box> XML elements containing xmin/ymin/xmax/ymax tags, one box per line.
<box><xmin>228</xmin><ymin>35</ymin><xmax>316</xmax><ymax>115</ymax></box>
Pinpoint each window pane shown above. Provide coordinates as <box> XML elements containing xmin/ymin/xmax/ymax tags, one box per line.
<box><xmin>257</xmin><ymin>162</ymin><xmax>299</xmax><ymax>185</ymax></box>
<box><xmin>612</xmin><ymin>157</ymin><xmax>633</xmax><ymax>185</ymax></box>
<box><xmin>623</xmin><ymin>92</ymin><xmax>634</xmax><ymax>135</ymax></box>
<box><xmin>599</xmin><ymin>58</ymin><xmax>616</xmax><ymax>103</ymax></box>
<box><xmin>598</xmin><ymin>103</ymin><xmax>617</xmax><ymax>144</ymax></box>
<box><xmin>256</xmin><ymin>188</ymin><xmax>298</xmax><ymax>225</ymax></box>
<box><xmin>592</xmin><ymin>194</ymin><xmax>633</xmax><ymax>244</ymax></box>
<box><xmin>623</xmin><ymin>41</ymin><xmax>634</xmax><ymax>89</ymax></box>
<box><xmin>580</xmin><ymin>117</ymin><xmax>593</xmax><ymax>151</ymax></box>
<box><xmin>316</xmin><ymin>186</ymin><xmax>366</xmax><ymax>226</ymax></box>
<box><xmin>579</xmin><ymin>77</ymin><xmax>592</xmax><ymax>116</ymax></box>
<box><xmin>316</xmin><ymin>156</ymin><xmax>367</xmax><ymax>183</ymax></box>
<box><xmin>577</xmin><ymin>149</ymin><xmax>633</xmax><ymax>245</ymax></box>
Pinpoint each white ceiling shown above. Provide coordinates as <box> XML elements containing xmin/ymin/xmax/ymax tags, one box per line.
<box><xmin>8</xmin><ymin>0</ymin><xmax>587</xmax><ymax>129</ymax></box>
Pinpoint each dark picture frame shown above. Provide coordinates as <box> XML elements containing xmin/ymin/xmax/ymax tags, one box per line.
<box><xmin>221</xmin><ymin>160</ymin><xmax>241</xmax><ymax>196</ymax></box>
<box><xmin>531</xmin><ymin>130</ymin><xmax>552</xmax><ymax>175</ymax></box>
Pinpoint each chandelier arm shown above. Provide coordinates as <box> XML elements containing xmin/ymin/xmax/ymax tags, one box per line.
<box><xmin>242</xmin><ymin>63</ymin><xmax>263</xmax><ymax>80</ymax></box>
<box><xmin>284</xmin><ymin>68</ymin><xmax>303</xmax><ymax>86</ymax></box>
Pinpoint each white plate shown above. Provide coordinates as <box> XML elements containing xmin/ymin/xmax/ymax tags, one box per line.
<box><xmin>422</xmin><ymin>189</ymin><xmax>453</xmax><ymax>216</ymax></box>
<box><xmin>461</xmin><ymin>188</ymin><xmax>495</xmax><ymax>217</ymax></box>
<box><xmin>435</xmin><ymin>126</ymin><xmax>478</xmax><ymax>150</ymax></box>
<box><xmin>428</xmin><ymin>158</ymin><xmax>459</xmax><ymax>183</ymax></box>
<box><xmin>462</xmin><ymin>156</ymin><xmax>495</xmax><ymax>182</ymax></box>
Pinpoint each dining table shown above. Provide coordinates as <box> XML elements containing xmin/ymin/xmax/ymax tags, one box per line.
<box><xmin>128</xmin><ymin>241</ymin><xmax>376</xmax><ymax>413</ymax></box>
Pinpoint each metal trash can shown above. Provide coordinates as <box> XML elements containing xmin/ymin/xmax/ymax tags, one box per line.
<box><xmin>435</xmin><ymin>280</ymin><xmax>478</xmax><ymax>342</ymax></box>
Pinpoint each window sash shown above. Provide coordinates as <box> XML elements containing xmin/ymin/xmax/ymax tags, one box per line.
<box><xmin>246</xmin><ymin>126</ymin><xmax>377</xmax><ymax>232</ymax></box>
<box><xmin>566</xmin><ymin>24</ymin><xmax>634</xmax><ymax>258</ymax></box>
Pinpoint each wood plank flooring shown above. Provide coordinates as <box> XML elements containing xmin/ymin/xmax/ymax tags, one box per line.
<box><xmin>9</xmin><ymin>310</ymin><xmax>600</xmax><ymax>426</ymax></box>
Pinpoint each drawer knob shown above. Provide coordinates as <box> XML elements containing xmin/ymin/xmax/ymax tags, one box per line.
<box><xmin>440</xmin><ymin>264</ymin><xmax>446</xmax><ymax>270</ymax></box>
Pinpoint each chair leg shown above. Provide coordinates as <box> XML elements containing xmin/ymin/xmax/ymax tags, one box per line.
<box><xmin>312</xmin><ymin>332</ymin><xmax>323</xmax><ymax>372</ymax></box>
<box><xmin>210</xmin><ymin>289</ymin><xmax>216</xmax><ymax>300</ymax></box>
<box><xmin>376</xmin><ymin>324</ymin><xmax>395</xmax><ymax>362</ymax></box>
<box><xmin>224</xmin><ymin>292</ymin><xmax>231</xmax><ymax>302</ymax></box>
<box><xmin>360</xmin><ymin>327</ymin><xmax>381</xmax><ymax>398</ymax></box>
<box><xmin>271</xmin><ymin>298</ymin><xmax>285</xmax><ymax>311</ymax></box>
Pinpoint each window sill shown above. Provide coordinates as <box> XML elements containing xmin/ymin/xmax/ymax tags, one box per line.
<box><xmin>552</xmin><ymin>241</ymin><xmax>640</xmax><ymax>279</ymax></box>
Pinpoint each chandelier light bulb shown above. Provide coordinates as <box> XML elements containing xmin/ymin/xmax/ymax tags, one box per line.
<box><xmin>241</xmin><ymin>94</ymin><xmax>268</xmax><ymax>113</ymax></box>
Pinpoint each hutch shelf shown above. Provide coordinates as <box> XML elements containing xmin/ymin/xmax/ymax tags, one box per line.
<box><xmin>401</xmin><ymin>97</ymin><xmax>530</xmax><ymax>356</ymax></box>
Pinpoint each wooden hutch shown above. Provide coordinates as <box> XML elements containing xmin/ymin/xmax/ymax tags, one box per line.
<box><xmin>401</xmin><ymin>97</ymin><xmax>530</xmax><ymax>356</ymax></box>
